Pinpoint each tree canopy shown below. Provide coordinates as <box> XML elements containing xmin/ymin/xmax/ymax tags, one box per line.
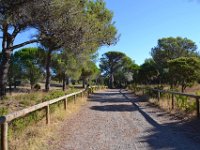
<box><xmin>168</xmin><ymin>57</ymin><xmax>200</xmax><ymax>92</ymax></box>
<box><xmin>100</xmin><ymin>51</ymin><xmax>137</xmax><ymax>88</ymax></box>
<box><xmin>0</xmin><ymin>0</ymin><xmax>118</xmax><ymax>96</ymax></box>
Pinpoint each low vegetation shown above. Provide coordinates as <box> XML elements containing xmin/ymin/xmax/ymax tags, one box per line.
<box><xmin>0</xmin><ymin>88</ymin><xmax>78</xmax><ymax>116</ymax></box>
<box><xmin>7</xmin><ymin>95</ymin><xmax>87</xmax><ymax>150</ymax></box>
<box><xmin>128</xmin><ymin>85</ymin><xmax>198</xmax><ymax>118</ymax></box>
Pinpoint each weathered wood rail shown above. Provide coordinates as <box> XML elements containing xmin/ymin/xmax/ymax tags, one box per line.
<box><xmin>135</xmin><ymin>87</ymin><xmax>200</xmax><ymax>118</ymax></box>
<box><xmin>0</xmin><ymin>86</ymin><xmax>107</xmax><ymax>150</ymax></box>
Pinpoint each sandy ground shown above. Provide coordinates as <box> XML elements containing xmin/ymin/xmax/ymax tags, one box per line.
<box><xmin>48</xmin><ymin>89</ymin><xmax>200</xmax><ymax>150</ymax></box>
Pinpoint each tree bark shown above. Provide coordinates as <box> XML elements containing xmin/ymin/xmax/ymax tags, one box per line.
<box><xmin>45</xmin><ymin>50</ymin><xmax>52</xmax><ymax>92</ymax></box>
<box><xmin>0</xmin><ymin>47</ymin><xmax>13</xmax><ymax>97</ymax></box>
<box><xmin>62</xmin><ymin>73</ymin><xmax>66</xmax><ymax>91</ymax></box>
<box><xmin>181</xmin><ymin>84</ymin><xmax>186</xmax><ymax>93</ymax></box>
<box><xmin>82</xmin><ymin>78</ymin><xmax>86</xmax><ymax>88</ymax></box>
<box><xmin>110</xmin><ymin>74</ymin><xmax>114</xmax><ymax>89</ymax></box>
<box><xmin>66</xmin><ymin>76</ymin><xmax>69</xmax><ymax>86</ymax></box>
<box><xmin>9</xmin><ymin>83</ymin><xmax>12</xmax><ymax>94</ymax></box>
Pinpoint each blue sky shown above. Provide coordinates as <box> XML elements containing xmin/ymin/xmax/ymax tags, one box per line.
<box><xmin>12</xmin><ymin>0</ymin><xmax>200</xmax><ymax>65</ymax></box>
<box><xmin>99</xmin><ymin>0</ymin><xmax>200</xmax><ymax>65</ymax></box>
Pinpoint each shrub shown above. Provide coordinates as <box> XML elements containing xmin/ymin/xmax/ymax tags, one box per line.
<box><xmin>33</xmin><ymin>84</ymin><xmax>41</xmax><ymax>91</ymax></box>
<box><xmin>175</xmin><ymin>95</ymin><xmax>196</xmax><ymax>112</ymax></box>
<box><xmin>0</xmin><ymin>107</ymin><xmax>9</xmax><ymax>116</ymax></box>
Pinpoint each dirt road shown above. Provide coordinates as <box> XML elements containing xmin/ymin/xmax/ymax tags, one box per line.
<box><xmin>49</xmin><ymin>89</ymin><xmax>200</xmax><ymax>150</ymax></box>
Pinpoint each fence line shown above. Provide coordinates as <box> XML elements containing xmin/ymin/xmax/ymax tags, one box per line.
<box><xmin>0</xmin><ymin>86</ymin><xmax>107</xmax><ymax>150</ymax></box>
<box><xmin>134</xmin><ymin>87</ymin><xmax>200</xmax><ymax>118</ymax></box>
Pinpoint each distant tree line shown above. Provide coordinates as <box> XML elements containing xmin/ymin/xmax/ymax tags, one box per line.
<box><xmin>6</xmin><ymin>47</ymin><xmax>100</xmax><ymax>92</ymax></box>
<box><xmin>136</xmin><ymin>37</ymin><xmax>200</xmax><ymax>92</ymax></box>
<box><xmin>0</xmin><ymin>0</ymin><xmax>118</xmax><ymax>97</ymax></box>
<box><xmin>100</xmin><ymin>37</ymin><xmax>200</xmax><ymax>92</ymax></box>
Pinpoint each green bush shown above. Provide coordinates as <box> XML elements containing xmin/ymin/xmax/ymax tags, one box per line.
<box><xmin>0</xmin><ymin>107</ymin><xmax>9</xmax><ymax>116</ymax></box>
<box><xmin>33</xmin><ymin>84</ymin><xmax>41</xmax><ymax>90</ymax></box>
<box><xmin>42</xmin><ymin>90</ymin><xmax>66</xmax><ymax>102</ymax></box>
<box><xmin>175</xmin><ymin>95</ymin><xmax>196</xmax><ymax>112</ymax></box>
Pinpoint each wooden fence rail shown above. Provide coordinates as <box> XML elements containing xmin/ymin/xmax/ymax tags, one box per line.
<box><xmin>135</xmin><ymin>87</ymin><xmax>200</xmax><ymax>118</ymax></box>
<box><xmin>0</xmin><ymin>86</ymin><xmax>107</xmax><ymax>150</ymax></box>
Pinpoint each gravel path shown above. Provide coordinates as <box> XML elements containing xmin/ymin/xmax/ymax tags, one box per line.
<box><xmin>50</xmin><ymin>89</ymin><xmax>200</xmax><ymax>150</ymax></box>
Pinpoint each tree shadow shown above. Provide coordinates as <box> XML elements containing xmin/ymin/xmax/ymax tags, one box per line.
<box><xmin>121</xmin><ymin>90</ymin><xmax>200</xmax><ymax>150</ymax></box>
<box><xmin>90</xmin><ymin>89</ymin><xmax>200</xmax><ymax>149</ymax></box>
<box><xmin>89</xmin><ymin>90</ymin><xmax>130</xmax><ymax>103</ymax></box>
<box><xmin>90</xmin><ymin>104</ymin><xmax>137</xmax><ymax>112</ymax></box>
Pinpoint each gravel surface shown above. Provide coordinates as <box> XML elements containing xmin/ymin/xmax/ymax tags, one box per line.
<box><xmin>49</xmin><ymin>89</ymin><xmax>200</xmax><ymax>150</ymax></box>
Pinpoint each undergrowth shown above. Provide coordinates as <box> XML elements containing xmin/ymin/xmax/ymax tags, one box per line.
<box><xmin>128</xmin><ymin>85</ymin><xmax>197</xmax><ymax>117</ymax></box>
<box><xmin>0</xmin><ymin>88</ymin><xmax>86</xmax><ymax>149</ymax></box>
<box><xmin>0</xmin><ymin>88</ymin><xmax>78</xmax><ymax>116</ymax></box>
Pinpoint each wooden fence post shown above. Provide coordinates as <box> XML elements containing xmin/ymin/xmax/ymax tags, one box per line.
<box><xmin>196</xmin><ymin>98</ymin><xmax>199</xmax><ymax>118</ymax></box>
<box><xmin>172</xmin><ymin>94</ymin><xmax>174</xmax><ymax>109</ymax></box>
<box><xmin>1</xmin><ymin>122</ymin><xmax>8</xmax><ymax>150</ymax></box>
<box><xmin>46</xmin><ymin>105</ymin><xmax>50</xmax><ymax>124</ymax></box>
<box><xmin>64</xmin><ymin>98</ymin><xmax>68</xmax><ymax>110</ymax></box>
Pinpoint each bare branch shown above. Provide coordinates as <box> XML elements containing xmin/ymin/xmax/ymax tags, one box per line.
<box><xmin>12</xmin><ymin>39</ymin><xmax>40</xmax><ymax>50</ymax></box>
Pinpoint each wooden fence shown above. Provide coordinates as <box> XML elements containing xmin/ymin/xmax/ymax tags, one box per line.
<box><xmin>135</xmin><ymin>87</ymin><xmax>200</xmax><ymax>118</ymax></box>
<box><xmin>0</xmin><ymin>86</ymin><xmax>107</xmax><ymax>150</ymax></box>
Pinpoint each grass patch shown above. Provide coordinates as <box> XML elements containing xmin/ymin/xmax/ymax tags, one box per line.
<box><xmin>0</xmin><ymin>88</ymin><xmax>87</xmax><ymax>149</ymax></box>
<box><xmin>148</xmin><ymin>92</ymin><xmax>196</xmax><ymax>118</ymax></box>
<box><xmin>0</xmin><ymin>88</ymin><xmax>79</xmax><ymax>116</ymax></box>
<box><xmin>8</xmin><ymin>95</ymin><xmax>87</xmax><ymax>150</ymax></box>
<box><xmin>128</xmin><ymin>85</ymin><xmax>197</xmax><ymax>118</ymax></box>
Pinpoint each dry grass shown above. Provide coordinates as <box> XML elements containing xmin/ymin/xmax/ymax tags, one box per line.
<box><xmin>9</xmin><ymin>96</ymin><xmax>87</xmax><ymax>150</ymax></box>
<box><xmin>131</xmin><ymin>85</ymin><xmax>198</xmax><ymax>119</ymax></box>
<box><xmin>0</xmin><ymin>88</ymin><xmax>79</xmax><ymax>115</ymax></box>
<box><xmin>149</xmin><ymin>95</ymin><xmax>196</xmax><ymax>119</ymax></box>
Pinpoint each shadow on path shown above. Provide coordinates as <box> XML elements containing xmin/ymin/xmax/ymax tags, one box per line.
<box><xmin>90</xmin><ymin>89</ymin><xmax>200</xmax><ymax>150</ymax></box>
<box><xmin>120</xmin><ymin>90</ymin><xmax>200</xmax><ymax>150</ymax></box>
<box><xmin>90</xmin><ymin>104</ymin><xmax>137</xmax><ymax>112</ymax></box>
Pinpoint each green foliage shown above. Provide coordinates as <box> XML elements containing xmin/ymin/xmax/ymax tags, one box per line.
<box><xmin>0</xmin><ymin>0</ymin><xmax>118</xmax><ymax>96</ymax></box>
<box><xmin>13</xmin><ymin>48</ymin><xmax>44</xmax><ymax>89</ymax></box>
<box><xmin>100</xmin><ymin>51</ymin><xmax>137</xmax><ymax>88</ymax></box>
<box><xmin>81</xmin><ymin>61</ymin><xmax>100</xmax><ymax>80</ymax></box>
<box><xmin>34</xmin><ymin>84</ymin><xmax>41</xmax><ymax>90</ymax></box>
<box><xmin>151</xmin><ymin>37</ymin><xmax>198</xmax><ymax>67</ymax></box>
<box><xmin>0</xmin><ymin>107</ymin><xmax>9</xmax><ymax>116</ymax></box>
<box><xmin>42</xmin><ymin>89</ymin><xmax>77</xmax><ymax>102</ymax></box>
<box><xmin>175</xmin><ymin>95</ymin><xmax>196</xmax><ymax>112</ymax></box>
<box><xmin>168</xmin><ymin>57</ymin><xmax>200</xmax><ymax>92</ymax></box>
<box><xmin>138</xmin><ymin>59</ymin><xmax>159</xmax><ymax>84</ymax></box>
<box><xmin>149</xmin><ymin>37</ymin><xmax>199</xmax><ymax>86</ymax></box>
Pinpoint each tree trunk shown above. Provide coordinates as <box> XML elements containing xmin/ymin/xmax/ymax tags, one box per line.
<box><xmin>110</xmin><ymin>74</ymin><xmax>114</xmax><ymax>89</ymax></box>
<box><xmin>45</xmin><ymin>50</ymin><xmax>52</xmax><ymax>92</ymax></box>
<box><xmin>14</xmin><ymin>79</ymin><xmax>17</xmax><ymax>90</ymax></box>
<box><xmin>82</xmin><ymin>78</ymin><xmax>86</xmax><ymax>88</ymax></box>
<box><xmin>65</xmin><ymin>76</ymin><xmax>70</xmax><ymax>89</ymax></box>
<box><xmin>9</xmin><ymin>83</ymin><xmax>12</xmax><ymax>94</ymax></box>
<box><xmin>0</xmin><ymin>47</ymin><xmax>13</xmax><ymax>97</ymax></box>
<box><xmin>62</xmin><ymin>73</ymin><xmax>66</xmax><ymax>91</ymax></box>
<box><xmin>181</xmin><ymin>85</ymin><xmax>184</xmax><ymax>93</ymax></box>
<box><xmin>181</xmin><ymin>84</ymin><xmax>186</xmax><ymax>93</ymax></box>
<box><xmin>31</xmin><ymin>84</ymin><xmax>33</xmax><ymax>90</ymax></box>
